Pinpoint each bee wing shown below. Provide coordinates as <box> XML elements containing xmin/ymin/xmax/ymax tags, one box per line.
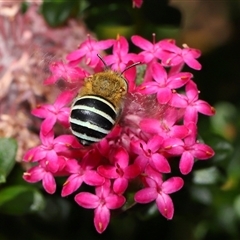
<box><xmin>121</xmin><ymin>92</ymin><xmax>168</xmax><ymax>125</ymax></box>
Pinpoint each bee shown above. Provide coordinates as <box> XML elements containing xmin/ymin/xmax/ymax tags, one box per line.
<box><xmin>69</xmin><ymin>55</ymin><xmax>140</xmax><ymax>146</ymax></box>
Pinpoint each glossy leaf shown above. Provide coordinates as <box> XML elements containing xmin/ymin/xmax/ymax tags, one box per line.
<box><xmin>208</xmin><ymin>136</ymin><xmax>233</xmax><ymax>163</ymax></box>
<box><xmin>210</xmin><ymin>102</ymin><xmax>237</xmax><ymax>140</ymax></box>
<box><xmin>41</xmin><ymin>0</ymin><xmax>79</xmax><ymax>27</ymax></box>
<box><xmin>193</xmin><ymin>166</ymin><xmax>223</xmax><ymax>185</ymax></box>
<box><xmin>0</xmin><ymin>185</ymin><xmax>45</xmax><ymax>215</ymax></box>
<box><xmin>234</xmin><ymin>195</ymin><xmax>240</xmax><ymax>219</ymax></box>
<box><xmin>190</xmin><ymin>186</ymin><xmax>212</xmax><ymax>205</ymax></box>
<box><xmin>0</xmin><ymin>138</ymin><xmax>17</xmax><ymax>183</ymax></box>
<box><xmin>122</xmin><ymin>192</ymin><xmax>136</xmax><ymax>211</ymax></box>
<box><xmin>136</xmin><ymin>203</ymin><xmax>159</xmax><ymax>221</ymax></box>
<box><xmin>37</xmin><ymin>196</ymin><xmax>71</xmax><ymax>223</ymax></box>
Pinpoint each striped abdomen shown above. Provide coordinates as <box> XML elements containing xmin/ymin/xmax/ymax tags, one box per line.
<box><xmin>70</xmin><ymin>95</ymin><xmax>117</xmax><ymax>146</ymax></box>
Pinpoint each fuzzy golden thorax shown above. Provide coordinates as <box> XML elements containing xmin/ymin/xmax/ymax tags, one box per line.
<box><xmin>79</xmin><ymin>70</ymin><xmax>128</xmax><ymax>108</ymax></box>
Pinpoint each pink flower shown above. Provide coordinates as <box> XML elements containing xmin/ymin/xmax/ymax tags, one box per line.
<box><xmin>170</xmin><ymin>80</ymin><xmax>215</xmax><ymax>124</ymax></box>
<box><xmin>132</xmin><ymin>34</ymin><xmax>169</xmax><ymax>63</ymax></box>
<box><xmin>32</xmin><ymin>91</ymin><xmax>74</xmax><ymax>135</ymax></box>
<box><xmin>44</xmin><ymin>61</ymin><xmax>87</xmax><ymax>85</ymax></box>
<box><xmin>160</xmin><ymin>41</ymin><xmax>202</xmax><ymax>70</ymax></box>
<box><xmin>138</xmin><ymin>62</ymin><xmax>192</xmax><ymax>104</ymax></box>
<box><xmin>140</xmin><ymin>107</ymin><xmax>189</xmax><ymax>139</ymax></box>
<box><xmin>75</xmin><ymin>180</ymin><xmax>126</xmax><ymax>233</ymax></box>
<box><xmin>132</xmin><ymin>36</ymin><xmax>177</xmax><ymax>82</ymax></box>
<box><xmin>104</xmin><ymin>36</ymin><xmax>140</xmax><ymax>72</ymax></box>
<box><xmin>66</xmin><ymin>35</ymin><xmax>114</xmax><ymax>68</ymax></box>
<box><xmin>61</xmin><ymin>150</ymin><xmax>105</xmax><ymax>197</ymax></box>
<box><xmin>179</xmin><ymin>122</ymin><xmax>215</xmax><ymax>175</ymax></box>
<box><xmin>23</xmin><ymin>157</ymin><xmax>66</xmax><ymax>194</ymax></box>
<box><xmin>103</xmin><ymin>35</ymin><xmax>141</xmax><ymax>83</ymax></box>
<box><xmin>131</xmin><ymin>135</ymin><xmax>171</xmax><ymax>173</ymax></box>
<box><xmin>23</xmin><ymin>130</ymin><xmax>80</xmax><ymax>172</ymax></box>
<box><xmin>134</xmin><ymin>165</ymin><xmax>184</xmax><ymax>219</ymax></box>
<box><xmin>97</xmin><ymin>147</ymin><xmax>141</xmax><ymax>194</ymax></box>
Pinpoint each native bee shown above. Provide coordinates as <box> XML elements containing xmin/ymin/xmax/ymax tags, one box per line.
<box><xmin>69</xmin><ymin>55</ymin><xmax>139</xmax><ymax>146</ymax></box>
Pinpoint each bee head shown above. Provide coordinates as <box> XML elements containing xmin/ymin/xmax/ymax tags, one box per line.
<box><xmin>97</xmin><ymin>54</ymin><xmax>141</xmax><ymax>93</ymax></box>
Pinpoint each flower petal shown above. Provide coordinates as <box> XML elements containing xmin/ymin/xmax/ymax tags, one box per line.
<box><xmin>23</xmin><ymin>147</ymin><xmax>40</xmax><ymax>162</ymax></box>
<box><xmin>42</xmin><ymin>172</ymin><xmax>56</xmax><ymax>194</ymax></box>
<box><xmin>185</xmin><ymin>80</ymin><xmax>198</xmax><ymax>100</ymax></box>
<box><xmin>94</xmin><ymin>206</ymin><xmax>110</xmax><ymax>234</ymax></box>
<box><xmin>147</xmin><ymin>135</ymin><xmax>163</xmax><ymax>152</ymax></box>
<box><xmin>31</xmin><ymin>106</ymin><xmax>48</xmax><ymax>118</ymax></box>
<box><xmin>140</xmin><ymin>118</ymin><xmax>161</xmax><ymax>134</ymax></box>
<box><xmin>54</xmin><ymin>91</ymin><xmax>74</xmax><ymax>108</ymax></box>
<box><xmin>170</xmin><ymin>93</ymin><xmax>187</xmax><ymax>108</ymax></box>
<box><xmin>162</xmin><ymin>137</ymin><xmax>184</xmax><ymax>155</ymax></box>
<box><xmin>105</xmin><ymin>194</ymin><xmax>126</xmax><ymax>209</ymax></box>
<box><xmin>162</xmin><ymin>177</ymin><xmax>184</xmax><ymax>194</ymax></box>
<box><xmin>192</xmin><ymin>143</ymin><xmax>215</xmax><ymax>159</ymax></box>
<box><xmin>134</xmin><ymin>187</ymin><xmax>157</xmax><ymax>203</ymax></box>
<box><xmin>97</xmin><ymin>165</ymin><xmax>119</xmax><ymax>179</ymax></box>
<box><xmin>156</xmin><ymin>193</ymin><xmax>174</xmax><ymax>219</ymax></box>
<box><xmin>195</xmin><ymin>100</ymin><xmax>215</xmax><ymax>116</ymax></box>
<box><xmin>182</xmin><ymin>48</ymin><xmax>202</xmax><ymax>70</ymax></box>
<box><xmin>152</xmin><ymin>62</ymin><xmax>167</xmax><ymax>83</ymax></box>
<box><xmin>23</xmin><ymin>166</ymin><xmax>44</xmax><ymax>182</ymax></box>
<box><xmin>61</xmin><ymin>174</ymin><xmax>83</xmax><ymax>197</ymax></box>
<box><xmin>113</xmin><ymin>177</ymin><xmax>128</xmax><ymax>194</ymax></box>
<box><xmin>84</xmin><ymin>170</ymin><xmax>105</xmax><ymax>186</ymax></box>
<box><xmin>167</xmin><ymin>72</ymin><xmax>192</xmax><ymax>88</ymax></box>
<box><xmin>184</xmin><ymin>106</ymin><xmax>198</xmax><ymax>124</ymax></box>
<box><xmin>150</xmin><ymin>153</ymin><xmax>171</xmax><ymax>173</ymax></box>
<box><xmin>134</xmin><ymin>155</ymin><xmax>148</xmax><ymax>172</ymax></box>
<box><xmin>41</xmin><ymin>117</ymin><xmax>57</xmax><ymax>136</ymax></box>
<box><xmin>113</xmin><ymin>147</ymin><xmax>129</xmax><ymax>168</ymax></box>
<box><xmin>131</xmin><ymin>35</ymin><xmax>152</xmax><ymax>50</ymax></box>
<box><xmin>157</xmin><ymin>87</ymin><xmax>172</xmax><ymax>104</ymax></box>
<box><xmin>124</xmin><ymin>164</ymin><xmax>141</xmax><ymax>179</ymax></box>
<box><xmin>75</xmin><ymin>192</ymin><xmax>99</xmax><ymax>208</ymax></box>
<box><xmin>179</xmin><ymin>151</ymin><xmax>194</xmax><ymax>175</ymax></box>
<box><xmin>97</xmin><ymin>39</ymin><xmax>115</xmax><ymax>49</ymax></box>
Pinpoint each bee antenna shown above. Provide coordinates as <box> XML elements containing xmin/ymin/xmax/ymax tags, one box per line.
<box><xmin>121</xmin><ymin>62</ymin><xmax>141</xmax><ymax>75</ymax></box>
<box><xmin>97</xmin><ymin>54</ymin><xmax>108</xmax><ymax>69</ymax></box>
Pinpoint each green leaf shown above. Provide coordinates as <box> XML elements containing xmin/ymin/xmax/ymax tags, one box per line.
<box><xmin>0</xmin><ymin>138</ymin><xmax>17</xmax><ymax>183</ymax></box>
<box><xmin>190</xmin><ymin>186</ymin><xmax>212</xmax><ymax>205</ymax></box>
<box><xmin>210</xmin><ymin>101</ymin><xmax>237</xmax><ymax>139</ymax></box>
<box><xmin>37</xmin><ymin>196</ymin><xmax>71</xmax><ymax>223</ymax></box>
<box><xmin>216</xmin><ymin>205</ymin><xmax>238</xmax><ymax>235</ymax></box>
<box><xmin>20</xmin><ymin>1</ymin><xmax>29</xmax><ymax>14</ymax></box>
<box><xmin>233</xmin><ymin>195</ymin><xmax>240</xmax><ymax>219</ymax></box>
<box><xmin>193</xmin><ymin>167</ymin><xmax>223</xmax><ymax>185</ymax></box>
<box><xmin>122</xmin><ymin>192</ymin><xmax>136</xmax><ymax>211</ymax></box>
<box><xmin>209</xmin><ymin>135</ymin><xmax>233</xmax><ymax>163</ymax></box>
<box><xmin>41</xmin><ymin>1</ymin><xmax>78</xmax><ymax>27</ymax></box>
<box><xmin>137</xmin><ymin>203</ymin><xmax>159</xmax><ymax>221</ymax></box>
<box><xmin>0</xmin><ymin>185</ymin><xmax>45</xmax><ymax>215</ymax></box>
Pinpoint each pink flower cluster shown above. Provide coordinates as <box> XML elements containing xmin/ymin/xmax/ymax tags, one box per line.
<box><xmin>23</xmin><ymin>34</ymin><xmax>215</xmax><ymax>233</ymax></box>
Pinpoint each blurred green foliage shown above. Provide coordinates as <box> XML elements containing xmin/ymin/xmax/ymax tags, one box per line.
<box><xmin>0</xmin><ymin>138</ymin><xmax>17</xmax><ymax>183</ymax></box>
<box><xmin>1</xmin><ymin>0</ymin><xmax>240</xmax><ymax>239</ymax></box>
